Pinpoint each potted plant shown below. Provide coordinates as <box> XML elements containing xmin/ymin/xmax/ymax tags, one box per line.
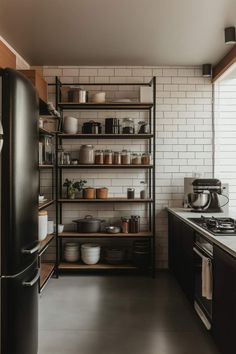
<box><xmin>63</xmin><ymin>178</ymin><xmax>87</xmax><ymax>199</ymax></box>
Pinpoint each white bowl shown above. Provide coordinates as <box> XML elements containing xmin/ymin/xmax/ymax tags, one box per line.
<box><xmin>81</xmin><ymin>254</ymin><xmax>100</xmax><ymax>265</ymax></box>
<box><xmin>92</xmin><ymin>92</ymin><xmax>106</xmax><ymax>103</ymax></box>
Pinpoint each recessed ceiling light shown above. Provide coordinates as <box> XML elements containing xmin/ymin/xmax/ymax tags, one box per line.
<box><xmin>225</xmin><ymin>27</ymin><xmax>236</xmax><ymax>45</ymax></box>
<box><xmin>202</xmin><ymin>64</ymin><xmax>212</xmax><ymax>77</ymax></box>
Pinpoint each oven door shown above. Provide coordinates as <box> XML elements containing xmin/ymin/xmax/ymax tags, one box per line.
<box><xmin>193</xmin><ymin>243</ymin><xmax>213</xmax><ymax>329</ymax></box>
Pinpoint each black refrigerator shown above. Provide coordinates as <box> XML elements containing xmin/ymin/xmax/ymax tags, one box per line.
<box><xmin>0</xmin><ymin>68</ymin><xmax>39</xmax><ymax>354</ymax></box>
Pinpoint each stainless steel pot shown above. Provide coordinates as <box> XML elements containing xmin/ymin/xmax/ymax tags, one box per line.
<box><xmin>72</xmin><ymin>215</ymin><xmax>105</xmax><ymax>233</ymax></box>
<box><xmin>187</xmin><ymin>192</ymin><xmax>211</xmax><ymax>210</ymax></box>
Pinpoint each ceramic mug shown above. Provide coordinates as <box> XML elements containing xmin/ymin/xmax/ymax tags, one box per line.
<box><xmin>54</xmin><ymin>224</ymin><xmax>64</xmax><ymax>234</ymax></box>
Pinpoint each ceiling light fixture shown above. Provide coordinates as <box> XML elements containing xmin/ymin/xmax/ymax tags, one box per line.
<box><xmin>202</xmin><ymin>64</ymin><xmax>212</xmax><ymax>77</ymax></box>
<box><xmin>224</xmin><ymin>26</ymin><xmax>236</xmax><ymax>44</ymax></box>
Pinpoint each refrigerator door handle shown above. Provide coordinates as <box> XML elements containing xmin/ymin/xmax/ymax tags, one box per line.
<box><xmin>22</xmin><ymin>269</ymin><xmax>40</xmax><ymax>287</ymax></box>
<box><xmin>22</xmin><ymin>242</ymin><xmax>40</xmax><ymax>255</ymax></box>
<box><xmin>0</xmin><ymin>120</ymin><xmax>3</xmax><ymax>153</ymax></box>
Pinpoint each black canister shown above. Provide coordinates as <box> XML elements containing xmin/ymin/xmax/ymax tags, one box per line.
<box><xmin>127</xmin><ymin>188</ymin><xmax>135</xmax><ymax>199</ymax></box>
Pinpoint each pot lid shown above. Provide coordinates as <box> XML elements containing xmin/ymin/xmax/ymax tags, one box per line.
<box><xmin>72</xmin><ymin>215</ymin><xmax>104</xmax><ymax>224</ymax></box>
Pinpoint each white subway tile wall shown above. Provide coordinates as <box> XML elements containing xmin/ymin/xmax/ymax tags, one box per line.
<box><xmin>214</xmin><ymin>79</ymin><xmax>236</xmax><ymax>208</ymax></box>
<box><xmin>42</xmin><ymin>66</ymin><xmax>213</xmax><ymax>268</ymax></box>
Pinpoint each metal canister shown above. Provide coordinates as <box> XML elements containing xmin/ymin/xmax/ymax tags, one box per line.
<box><xmin>130</xmin><ymin>215</ymin><xmax>140</xmax><ymax>233</ymax></box>
<box><xmin>127</xmin><ymin>188</ymin><xmax>135</xmax><ymax>199</ymax></box>
<box><xmin>79</xmin><ymin>90</ymin><xmax>87</xmax><ymax>103</ymax></box>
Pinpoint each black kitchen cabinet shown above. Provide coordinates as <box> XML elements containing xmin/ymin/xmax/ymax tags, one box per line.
<box><xmin>212</xmin><ymin>246</ymin><xmax>236</xmax><ymax>354</ymax></box>
<box><xmin>168</xmin><ymin>213</ymin><xmax>194</xmax><ymax>303</ymax></box>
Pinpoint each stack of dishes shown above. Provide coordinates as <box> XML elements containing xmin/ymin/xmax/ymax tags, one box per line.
<box><xmin>81</xmin><ymin>243</ymin><xmax>101</xmax><ymax>265</ymax></box>
<box><xmin>104</xmin><ymin>248</ymin><xmax>125</xmax><ymax>264</ymax></box>
<box><xmin>133</xmin><ymin>240</ymin><xmax>150</xmax><ymax>268</ymax></box>
<box><xmin>64</xmin><ymin>242</ymin><xmax>80</xmax><ymax>263</ymax></box>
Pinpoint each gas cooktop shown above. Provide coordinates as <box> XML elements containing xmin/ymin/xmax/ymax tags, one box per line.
<box><xmin>188</xmin><ymin>216</ymin><xmax>236</xmax><ymax>236</ymax></box>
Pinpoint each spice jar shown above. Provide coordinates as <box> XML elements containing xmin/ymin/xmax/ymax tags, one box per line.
<box><xmin>127</xmin><ymin>188</ymin><xmax>135</xmax><ymax>199</ymax></box>
<box><xmin>131</xmin><ymin>153</ymin><xmax>142</xmax><ymax>165</ymax></box>
<box><xmin>122</xmin><ymin>118</ymin><xmax>135</xmax><ymax>134</ymax></box>
<box><xmin>121</xmin><ymin>218</ymin><xmax>129</xmax><ymax>234</ymax></box>
<box><xmin>79</xmin><ymin>145</ymin><xmax>94</xmax><ymax>164</ymax></box>
<box><xmin>96</xmin><ymin>187</ymin><xmax>108</xmax><ymax>199</ymax></box>
<box><xmin>95</xmin><ymin>150</ymin><xmax>104</xmax><ymax>165</ymax></box>
<box><xmin>142</xmin><ymin>153</ymin><xmax>151</xmax><ymax>165</ymax></box>
<box><xmin>121</xmin><ymin>150</ymin><xmax>131</xmax><ymax>165</ymax></box>
<box><xmin>113</xmin><ymin>151</ymin><xmax>121</xmax><ymax>165</ymax></box>
<box><xmin>83</xmin><ymin>187</ymin><xmax>96</xmax><ymax>199</ymax></box>
<box><xmin>104</xmin><ymin>150</ymin><xmax>113</xmax><ymax>165</ymax></box>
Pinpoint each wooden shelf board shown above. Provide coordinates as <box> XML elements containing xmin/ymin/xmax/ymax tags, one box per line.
<box><xmin>58</xmin><ymin>102</ymin><xmax>153</xmax><ymax>110</ymax></box>
<box><xmin>58</xmin><ymin>133</ymin><xmax>154</xmax><ymax>139</ymax></box>
<box><xmin>39</xmin><ymin>127</ymin><xmax>54</xmax><ymax>136</ymax></box>
<box><xmin>58</xmin><ymin>262</ymin><xmax>137</xmax><ymax>270</ymax></box>
<box><xmin>58</xmin><ymin>198</ymin><xmax>153</xmax><ymax>203</ymax></box>
<box><xmin>39</xmin><ymin>164</ymin><xmax>54</xmax><ymax>169</ymax></box>
<box><xmin>40</xmin><ymin>262</ymin><xmax>55</xmax><ymax>288</ymax></box>
<box><xmin>39</xmin><ymin>234</ymin><xmax>55</xmax><ymax>255</ymax></box>
<box><xmin>38</xmin><ymin>199</ymin><xmax>55</xmax><ymax>211</ymax></box>
<box><xmin>58</xmin><ymin>164</ymin><xmax>153</xmax><ymax>169</ymax></box>
<box><xmin>58</xmin><ymin>231</ymin><xmax>153</xmax><ymax>238</ymax></box>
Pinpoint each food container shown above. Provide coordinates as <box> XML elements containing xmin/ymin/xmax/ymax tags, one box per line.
<box><xmin>40</xmin><ymin>135</ymin><xmax>54</xmax><ymax>164</ymax></box>
<box><xmin>127</xmin><ymin>188</ymin><xmax>135</xmax><ymax>199</ymax></box>
<box><xmin>79</xmin><ymin>145</ymin><xmax>94</xmax><ymax>164</ymax></box>
<box><xmin>122</xmin><ymin>118</ymin><xmax>135</xmax><ymax>134</ymax></box>
<box><xmin>81</xmin><ymin>243</ymin><xmax>101</xmax><ymax>264</ymax></box>
<box><xmin>131</xmin><ymin>153</ymin><xmax>142</xmax><ymax>165</ymax></box>
<box><xmin>121</xmin><ymin>150</ymin><xmax>131</xmax><ymax>165</ymax></box>
<box><xmin>104</xmin><ymin>150</ymin><xmax>113</xmax><ymax>165</ymax></box>
<box><xmin>72</xmin><ymin>215</ymin><xmax>105</xmax><ymax>233</ymax></box>
<box><xmin>95</xmin><ymin>150</ymin><xmax>104</xmax><ymax>165</ymax></box>
<box><xmin>113</xmin><ymin>151</ymin><xmax>121</xmax><ymax>165</ymax></box>
<box><xmin>64</xmin><ymin>242</ymin><xmax>80</xmax><ymax>262</ymax></box>
<box><xmin>96</xmin><ymin>187</ymin><xmax>108</xmax><ymax>199</ymax></box>
<box><xmin>83</xmin><ymin>187</ymin><xmax>96</xmax><ymax>199</ymax></box>
<box><xmin>92</xmin><ymin>92</ymin><xmax>106</xmax><ymax>103</ymax></box>
<box><xmin>105</xmin><ymin>226</ymin><xmax>121</xmax><ymax>234</ymax></box>
<box><xmin>142</xmin><ymin>153</ymin><xmax>151</xmax><ymax>165</ymax></box>
<box><xmin>57</xmin><ymin>145</ymin><xmax>64</xmax><ymax>165</ymax></box>
<box><xmin>63</xmin><ymin>116</ymin><xmax>78</xmax><ymax>134</ymax></box>
<box><xmin>138</xmin><ymin>121</ymin><xmax>150</xmax><ymax>134</ymax></box>
<box><xmin>121</xmin><ymin>218</ymin><xmax>129</xmax><ymax>234</ymax></box>
<box><xmin>129</xmin><ymin>215</ymin><xmax>140</xmax><ymax>233</ymax></box>
<box><xmin>38</xmin><ymin>211</ymin><xmax>48</xmax><ymax>241</ymax></box>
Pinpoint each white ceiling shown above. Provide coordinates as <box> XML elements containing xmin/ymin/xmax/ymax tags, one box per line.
<box><xmin>0</xmin><ymin>0</ymin><xmax>236</xmax><ymax>66</ymax></box>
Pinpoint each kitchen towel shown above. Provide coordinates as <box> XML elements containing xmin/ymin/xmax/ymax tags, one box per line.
<box><xmin>202</xmin><ymin>256</ymin><xmax>213</xmax><ymax>300</ymax></box>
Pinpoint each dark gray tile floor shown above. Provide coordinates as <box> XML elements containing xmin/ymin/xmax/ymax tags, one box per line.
<box><xmin>39</xmin><ymin>272</ymin><xmax>220</xmax><ymax>354</ymax></box>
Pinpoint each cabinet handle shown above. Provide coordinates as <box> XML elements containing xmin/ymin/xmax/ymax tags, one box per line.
<box><xmin>22</xmin><ymin>269</ymin><xmax>40</xmax><ymax>287</ymax></box>
<box><xmin>193</xmin><ymin>246</ymin><xmax>211</xmax><ymax>259</ymax></box>
<box><xmin>22</xmin><ymin>243</ymin><xmax>40</xmax><ymax>254</ymax></box>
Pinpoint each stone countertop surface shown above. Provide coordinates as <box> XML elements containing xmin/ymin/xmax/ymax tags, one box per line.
<box><xmin>166</xmin><ymin>207</ymin><xmax>236</xmax><ymax>258</ymax></box>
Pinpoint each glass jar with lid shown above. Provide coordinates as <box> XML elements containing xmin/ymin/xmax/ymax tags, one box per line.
<box><xmin>122</xmin><ymin>118</ymin><xmax>135</xmax><ymax>134</ymax></box>
<box><xmin>121</xmin><ymin>150</ymin><xmax>131</xmax><ymax>165</ymax></box>
<box><xmin>131</xmin><ymin>153</ymin><xmax>142</xmax><ymax>165</ymax></box>
<box><xmin>141</xmin><ymin>153</ymin><xmax>151</xmax><ymax>165</ymax></box>
<box><xmin>79</xmin><ymin>145</ymin><xmax>94</xmax><ymax>164</ymax></box>
<box><xmin>138</xmin><ymin>121</ymin><xmax>150</xmax><ymax>134</ymax></box>
<box><xmin>104</xmin><ymin>149</ymin><xmax>113</xmax><ymax>165</ymax></box>
<box><xmin>113</xmin><ymin>151</ymin><xmax>121</xmax><ymax>165</ymax></box>
<box><xmin>57</xmin><ymin>145</ymin><xmax>64</xmax><ymax>165</ymax></box>
<box><xmin>95</xmin><ymin>150</ymin><xmax>104</xmax><ymax>165</ymax></box>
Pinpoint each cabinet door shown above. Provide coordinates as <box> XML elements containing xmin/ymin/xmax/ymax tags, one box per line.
<box><xmin>180</xmin><ymin>222</ymin><xmax>194</xmax><ymax>303</ymax></box>
<box><xmin>212</xmin><ymin>246</ymin><xmax>236</xmax><ymax>354</ymax></box>
<box><xmin>168</xmin><ymin>214</ymin><xmax>181</xmax><ymax>280</ymax></box>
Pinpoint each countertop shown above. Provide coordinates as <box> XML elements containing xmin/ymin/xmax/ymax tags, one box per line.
<box><xmin>167</xmin><ymin>207</ymin><xmax>236</xmax><ymax>258</ymax></box>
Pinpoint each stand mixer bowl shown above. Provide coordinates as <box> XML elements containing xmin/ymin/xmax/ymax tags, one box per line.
<box><xmin>188</xmin><ymin>192</ymin><xmax>211</xmax><ymax>210</ymax></box>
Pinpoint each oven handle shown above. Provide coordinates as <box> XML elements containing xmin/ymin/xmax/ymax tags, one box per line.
<box><xmin>193</xmin><ymin>246</ymin><xmax>211</xmax><ymax>259</ymax></box>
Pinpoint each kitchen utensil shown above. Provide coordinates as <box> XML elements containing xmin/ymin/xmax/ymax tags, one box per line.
<box><xmin>79</xmin><ymin>145</ymin><xmax>94</xmax><ymax>164</ymax></box>
<box><xmin>81</xmin><ymin>243</ymin><xmax>101</xmax><ymax>264</ymax></box>
<box><xmin>72</xmin><ymin>215</ymin><xmax>105</xmax><ymax>233</ymax></box>
<box><xmin>105</xmin><ymin>226</ymin><xmax>121</xmax><ymax>234</ymax></box>
<box><xmin>92</xmin><ymin>92</ymin><xmax>106</xmax><ymax>103</ymax></box>
<box><xmin>96</xmin><ymin>187</ymin><xmax>108</xmax><ymax>199</ymax></box>
<box><xmin>187</xmin><ymin>192</ymin><xmax>211</xmax><ymax>210</ymax></box>
<box><xmin>63</xmin><ymin>116</ymin><xmax>78</xmax><ymax>134</ymax></box>
<box><xmin>83</xmin><ymin>187</ymin><xmax>96</xmax><ymax>199</ymax></box>
<box><xmin>38</xmin><ymin>211</ymin><xmax>48</xmax><ymax>241</ymax></box>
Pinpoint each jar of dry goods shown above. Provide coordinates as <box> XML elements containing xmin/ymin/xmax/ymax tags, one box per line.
<box><xmin>95</xmin><ymin>150</ymin><xmax>104</xmax><ymax>165</ymax></box>
<box><xmin>83</xmin><ymin>187</ymin><xmax>96</xmax><ymax>199</ymax></box>
<box><xmin>142</xmin><ymin>153</ymin><xmax>151</xmax><ymax>165</ymax></box>
<box><xmin>121</xmin><ymin>150</ymin><xmax>131</xmax><ymax>165</ymax></box>
<box><xmin>131</xmin><ymin>153</ymin><xmax>142</xmax><ymax>165</ymax></box>
<box><xmin>113</xmin><ymin>151</ymin><xmax>121</xmax><ymax>165</ymax></box>
<box><xmin>127</xmin><ymin>188</ymin><xmax>135</xmax><ymax>199</ymax></box>
<box><xmin>79</xmin><ymin>145</ymin><xmax>94</xmax><ymax>164</ymax></box>
<box><xmin>104</xmin><ymin>150</ymin><xmax>113</xmax><ymax>165</ymax></box>
<box><xmin>121</xmin><ymin>218</ymin><xmax>129</xmax><ymax>234</ymax></box>
<box><xmin>96</xmin><ymin>187</ymin><xmax>108</xmax><ymax>199</ymax></box>
<box><xmin>122</xmin><ymin>118</ymin><xmax>135</xmax><ymax>134</ymax></box>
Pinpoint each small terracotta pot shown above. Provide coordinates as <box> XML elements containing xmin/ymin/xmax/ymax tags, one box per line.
<box><xmin>96</xmin><ymin>187</ymin><xmax>108</xmax><ymax>199</ymax></box>
<box><xmin>83</xmin><ymin>187</ymin><xmax>96</xmax><ymax>199</ymax></box>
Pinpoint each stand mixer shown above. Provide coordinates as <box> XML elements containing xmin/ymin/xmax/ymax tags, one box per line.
<box><xmin>188</xmin><ymin>179</ymin><xmax>224</xmax><ymax>213</ymax></box>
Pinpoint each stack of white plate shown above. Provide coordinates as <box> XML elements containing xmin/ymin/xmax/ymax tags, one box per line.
<box><xmin>64</xmin><ymin>242</ymin><xmax>80</xmax><ymax>262</ymax></box>
<box><xmin>81</xmin><ymin>243</ymin><xmax>101</xmax><ymax>265</ymax></box>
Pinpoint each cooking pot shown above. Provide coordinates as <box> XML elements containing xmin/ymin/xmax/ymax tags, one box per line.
<box><xmin>72</xmin><ymin>215</ymin><xmax>105</xmax><ymax>233</ymax></box>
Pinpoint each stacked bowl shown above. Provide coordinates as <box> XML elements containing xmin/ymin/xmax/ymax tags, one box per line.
<box><xmin>64</xmin><ymin>242</ymin><xmax>80</xmax><ymax>262</ymax></box>
<box><xmin>81</xmin><ymin>243</ymin><xmax>101</xmax><ymax>265</ymax></box>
